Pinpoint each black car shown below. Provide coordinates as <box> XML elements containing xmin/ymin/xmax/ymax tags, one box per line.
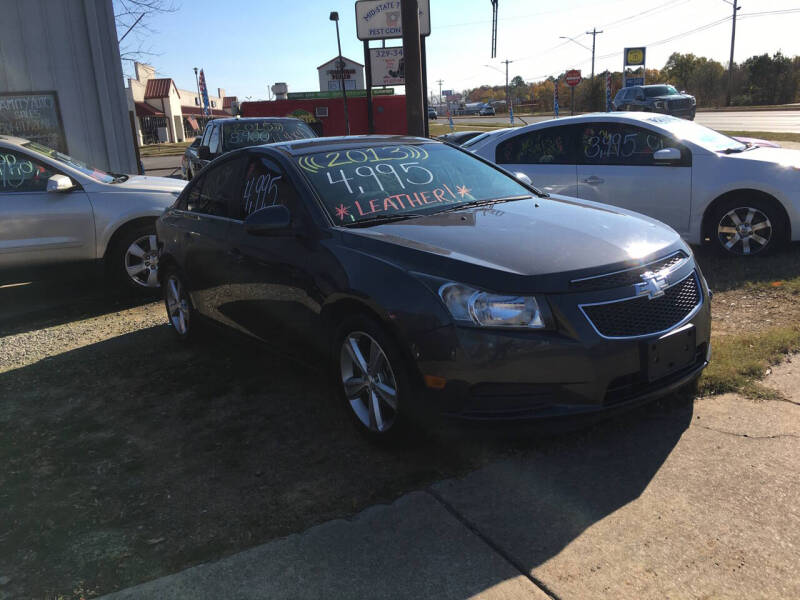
<box><xmin>437</xmin><ymin>130</ymin><xmax>483</xmax><ymax>145</ymax></box>
<box><xmin>157</xmin><ymin>136</ymin><xmax>710</xmax><ymax>440</ymax></box>
<box><xmin>187</xmin><ymin>117</ymin><xmax>316</xmax><ymax>178</ymax></box>
<box><xmin>428</xmin><ymin>107</ymin><xmax>438</xmax><ymax>120</ymax></box>
<box><xmin>612</xmin><ymin>84</ymin><xmax>696</xmax><ymax>120</ymax></box>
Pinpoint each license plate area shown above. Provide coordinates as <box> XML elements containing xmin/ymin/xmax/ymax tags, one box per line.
<box><xmin>645</xmin><ymin>324</ymin><xmax>696</xmax><ymax>382</ymax></box>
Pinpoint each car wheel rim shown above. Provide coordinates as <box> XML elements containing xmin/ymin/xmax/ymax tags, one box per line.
<box><xmin>717</xmin><ymin>206</ymin><xmax>772</xmax><ymax>256</ymax></box>
<box><xmin>125</xmin><ymin>234</ymin><xmax>160</xmax><ymax>287</ymax></box>
<box><xmin>340</xmin><ymin>331</ymin><xmax>398</xmax><ymax>433</ymax></box>
<box><xmin>166</xmin><ymin>275</ymin><xmax>190</xmax><ymax>335</ymax></box>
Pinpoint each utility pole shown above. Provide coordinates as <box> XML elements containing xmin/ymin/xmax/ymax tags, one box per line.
<box><xmin>402</xmin><ymin>0</ymin><xmax>425</xmax><ymax>136</ymax></box>
<box><xmin>436</xmin><ymin>79</ymin><xmax>444</xmax><ymax>104</ymax></box>
<box><xmin>725</xmin><ymin>0</ymin><xmax>741</xmax><ymax>106</ymax></box>
<box><xmin>502</xmin><ymin>59</ymin><xmax>512</xmax><ymax>119</ymax></box>
<box><xmin>330</xmin><ymin>12</ymin><xmax>350</xmax><ymax>136</ymax></box>
<box><xmin>586</xmin><ymin>28</ymin><xmax>603</xmax><ymax>110</ymax></box>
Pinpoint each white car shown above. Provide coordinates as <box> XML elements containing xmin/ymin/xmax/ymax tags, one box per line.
<box><xmin>468</xmin><ymin>113</ymin><xmax>800</xmax><ymax>256</ymax></box>
<box><xmin>0</xmin><ymin>135</ymin><xmax>186</xmax><ymax>289</ymax></box>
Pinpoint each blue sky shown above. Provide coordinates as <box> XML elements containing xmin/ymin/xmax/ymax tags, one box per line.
<box><xmin>119</xmin><ymin>0</ymin><xmax>800</xmax><ymax>100</ymax></box>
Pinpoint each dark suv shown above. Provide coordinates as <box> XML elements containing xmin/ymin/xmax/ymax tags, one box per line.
<box><xmin>612</xmin><ymin>84</ymin><xmax>696</xmax><ymax>120</ymax></box>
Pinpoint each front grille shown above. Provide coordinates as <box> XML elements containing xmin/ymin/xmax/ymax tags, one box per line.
<box><xmin>570</xmin><ymin>251</ymin><xmax>688</xmax><ymax>292</ymax></box>
<box><xmin>582</xmin><ymin>272</ymin><xmax>700</xmax><ymax>338</ymax></box>
<box><xmin>669</xmin><ymin>98</ymin><xmax>691</xmax><ymax>109</ymax></box>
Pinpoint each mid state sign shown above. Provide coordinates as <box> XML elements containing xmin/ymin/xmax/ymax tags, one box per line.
<box><xmin>356</xmin><ymin>0</ymin><xmax>431</xmax><ymax>40</ymax></box>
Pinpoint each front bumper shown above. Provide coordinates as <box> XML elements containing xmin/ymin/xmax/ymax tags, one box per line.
<box><xmin>410</xmin><ymin>269</ymin><xmax>711</xmax><ymax>423</ymax></box>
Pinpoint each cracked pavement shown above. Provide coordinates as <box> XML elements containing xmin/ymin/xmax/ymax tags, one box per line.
<box><xmin>104</xmin><ymin>358</ymin><xmax>800</xmax><ymax>600</ymax></box>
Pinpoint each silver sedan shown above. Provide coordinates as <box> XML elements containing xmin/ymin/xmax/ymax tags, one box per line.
<box><xmin>0</xmin><ymin>135</ymin><xmax>186</xmax><ymax>290</ymax></box>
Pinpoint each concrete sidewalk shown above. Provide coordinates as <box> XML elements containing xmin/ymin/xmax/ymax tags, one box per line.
<box><xmin>104</xmin><ymin>361</ymin><xmax>800</xmax><ymax>600</ymax></box>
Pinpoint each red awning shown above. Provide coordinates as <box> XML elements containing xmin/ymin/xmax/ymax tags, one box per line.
<box><xmin>181</xmin><ymin>105</ymin><xmax>228</xmax><ymax>117</ymax></box>
<box><xmin>135</xmin><ymin>102</ymin><xmax>164</xmax><ymax>117</ymax></box>
<box><xmin>187</xmin><ymin>117</ymin><xmax>199</xmax><ymax>130</ymax></box>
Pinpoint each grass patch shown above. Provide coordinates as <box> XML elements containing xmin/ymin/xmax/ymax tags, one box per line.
<box><xmin>429</xmin><ymin>122</ymin><xmax>519</xmax><ymax>137</ymax></box>
<box><xmin>719</xmin><ymin>130</ymin><xmax>800</xmax><ymax>144</ymax></box>
<box><xmin>139</xmin><ymin>141</ymin><xmax>192</xmax><ymax>157</ymax></box>
<box><xmin>695</xmin><ymin>247</ymin><xmax>800</xmax><ymax>293</ymax></box>
<box><xmin>699</xmin><ymin>325</ymin><xmax>800</xmax><ymax>399</ymax></box>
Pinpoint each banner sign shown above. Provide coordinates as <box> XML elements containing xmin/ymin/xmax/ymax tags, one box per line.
<box><xmin>0</xmin><ymin>91</ymin><xmax>67</xmax><ymax>152</ymax></box>
<box><xmin>624</xmin><ymin>77</ymin><xmax>644</xmax><ymax>88</ymax></box>
<box><xmin>370</xmin><ymin>47</ymin><xmax>404</xmax><ymax>86</ymax></box>
<box><xmin>554</xmin><ymin>79</ymin><xmax>559</xmax><ymax>117</ymax></box>
<box><xmin>355</xmin><ymin>0</ymin><xmax>431</xmax><ymax>40</ymax></box>
<box><xmin>198</xmin><ymin>69</ymin><xmax>211</xmax><ymax>116</ymax></box>
<box><xmin>287</xmin><ymin>88</ymin><xmax>395</xmax><ymax>100</ymax></box>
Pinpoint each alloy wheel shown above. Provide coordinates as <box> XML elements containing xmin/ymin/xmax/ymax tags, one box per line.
<box><xmin>339</xmin><ymin>331</ymin><xmax>399</xmax><ymax>433</ymax></box>
<box><xmin>165</xmin><ymin>275</ymin><xmax>190</xmax><ymax>335</ymax></box>
<box><xmin>717</xmin><ymin>206</ymin><xmax>772</xmax><ymax>256</ymax></box>
<box><xmin>125</xmin><ymin>234</ymin><xmax>160</xmax><ymax>287</ymax></box>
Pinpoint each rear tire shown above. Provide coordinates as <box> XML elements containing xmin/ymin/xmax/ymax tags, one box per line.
<box><xmin>332</xmin><ymin>314</ymin><xmax>415</xmax><ymax>442</ymax></box>
<box><xmin>711</xmin><ymin>196</ymin><xmax>785</xmax><ymax>257</ymax></box>
<box><xmin>162</xmin><ymin>266</ymin><xmax>199</xmax><ymax>342</ymax></box>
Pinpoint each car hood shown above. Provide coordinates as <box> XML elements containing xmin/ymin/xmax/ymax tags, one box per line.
<box><xmin>721</xmin><ymin>146</ymin><xmax>800</xmax><ymax>166</ymax></box>
<box><xmin>340</xmin><ymin>195</ymin><xmax>685</xmax><ymax>293</ymax></box>
<box><xmin>652</xmin><ymin>94</ymin><xmax>693</xmax><ymax>101</ymax></box>
<box><xmin>107</xmin><ymin>175</ymin><xmax>187</xmax><ymax>193</ymax></box>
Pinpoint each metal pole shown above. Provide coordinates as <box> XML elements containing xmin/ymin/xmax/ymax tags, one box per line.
<box><xmin>333</xmin><ymin>18</ymin><xmax>351</xmax><ymax>135</ymax></box>
<box><xmin>422</xmin><ymin>36</ymin><xmax>429</xmax><ymax>137</ymax></box>
<box><xmin>726</xmin><ymin>0</ymin><xmax>740</xmax><ymax>107</ymax></box>
<box><xmin>571</xmin><ymin>86</ymin><xmax>575</xmax><ymax>116</ymax></box>
<box><xmin>401</xmin><ymin>0</ymin><xmax>425</xmax><ymax>137</ymax></box>
<box><xmin>364</xmin><ymin>40</ymin><xmax>375</xmax><ymax>133</ymax></box>
<box><xmin>586</xmin><ymin>28</ymin><xmax>603</xmax><ymax>111</ymax></box>
<box><xmin>502</xmin><ymin>59</ymin><xmax>512</xmax><ymax>123</ymax></box>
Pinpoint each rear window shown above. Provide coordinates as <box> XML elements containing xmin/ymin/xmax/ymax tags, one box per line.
<box><xmin>222</xmin><ymin>120</ymin><xmax>315</xmax><ymax>151</ymax></box>
<box><xmin>296</xmin><ymin>143</ymin><xmax>532</xmax><ymax>226</ymax></box>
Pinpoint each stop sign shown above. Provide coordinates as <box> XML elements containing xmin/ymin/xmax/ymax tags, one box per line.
<box><xmin>565</xmin><ymin>69</ymin><xmax>582</xmax><ymax>87</ymax></box>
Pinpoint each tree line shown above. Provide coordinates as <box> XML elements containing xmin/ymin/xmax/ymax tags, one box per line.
<box><xmin>462</xmin><ymin>52</ymin><xmax>800</xmax><ymax>113</ymax></box>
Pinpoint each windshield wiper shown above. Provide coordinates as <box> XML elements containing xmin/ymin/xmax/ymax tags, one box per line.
<box><xmin>345</xmin><ymin>213</ymin><xmax>426</xmax><ymax>227</ymax></box>
<box><xmin>438</xmin><ymin>195</ymin><xmax>532</xmax><ymax>213</ymax></box>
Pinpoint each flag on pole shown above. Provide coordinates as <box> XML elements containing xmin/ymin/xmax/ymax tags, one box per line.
<box><xmin>198</xmin><ymin>69</ymin><xmax>211</xmax><ymax>116</ymax></box>
<box><xmin>606</xmin><ymin>71</ymin><xmax>612</xmax><ymax>112</ymax></box>
<box><xmin>509</xmin><ymin>102</ymin><xmax>514</xmax><ymax>126</ymax></box>
<box><xmin>554</xmin><ymin>79</ymin><xmax>559</xmax><ymax>117</ymax></box>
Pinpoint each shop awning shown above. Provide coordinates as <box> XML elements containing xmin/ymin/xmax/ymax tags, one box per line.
<box><xmin>134</xmin><ymin>102</ymin><xmax>165</xmax><ymax>117</ymax></box>
<box><xmin>186</xmin><ymin>116</ymin><xmax>199</xmax><ymax>130</ymax></box>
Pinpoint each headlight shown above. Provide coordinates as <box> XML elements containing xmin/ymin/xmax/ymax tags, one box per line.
<box><xmin>654</xmin><ymin>100</ymin><xmax>665</xmax><ymax>110</ymax></box>
<box><xmin>439</xmin><ymin>283</ymin><xmax>547</xmax><ymax>329</ymax></box>
<box><xmin>690</xmin><ymin>96</ymin><xmax>696</xmax><ymax>105</ymax></box>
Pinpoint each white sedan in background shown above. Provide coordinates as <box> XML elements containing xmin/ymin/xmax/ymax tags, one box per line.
<box><xmin>466</xmin><ymin>113</ymin><xmax>800</xmax><ymax>256</ymax></box>
<box><xmin>0</xmin><ymin>135</ymin><xmax>186</xmax><ymax>289</ymax></box>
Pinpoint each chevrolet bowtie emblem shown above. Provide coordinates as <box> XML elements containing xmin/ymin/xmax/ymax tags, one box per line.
<box><xmin>636</xmin><ymin>270</ymin><xmax>668</xmax><ymax>300</ymax></box>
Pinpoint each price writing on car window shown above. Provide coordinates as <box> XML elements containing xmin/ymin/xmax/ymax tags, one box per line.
<box><xmin>332</xmin><ymin>183</ymin><xmax>474</xmax><ymax>223</ymax></box>
<box><xmin>582</xmin><ymin>128</ymin><xmax>665</xmax><ymax>160</ymax></box>
<box><xmin>242</xmin><ymin>173</ymin><xmax>281</xmax><ymax>215</ymax></box>
<box><xmin>0</xmin><ymin>153</ymin><xmax>36</xmax><ymax>188</ymax></box>
<box><xmin>298</xmin><ymin>145</ymin><xmax>429</xmax><ymax>173</ymax></box>
<box><xmin>227</xmin><ymin>122</ymin><xmax>287</xmax><ymax>144</ymax></box>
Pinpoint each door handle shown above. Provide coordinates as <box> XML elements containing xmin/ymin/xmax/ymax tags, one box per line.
<box><xmin>582</xmin><ymin>176</ymin><xmax>604</xmax><ymax>184</ymax></box>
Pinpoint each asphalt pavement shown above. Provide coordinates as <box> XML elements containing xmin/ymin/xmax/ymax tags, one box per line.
<box><xmin>452</xmin><ymin>110</ymin><xmax>800</xmax><ymax>133</ymax></box>
<box><xmin>103</xmin><ymin>371</ymin><xmax>800</xmax><ymax>600</ymax></box>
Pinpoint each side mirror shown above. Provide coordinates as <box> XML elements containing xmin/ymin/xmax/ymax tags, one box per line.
<box><xmin>244</xmin><ymin>205</ymin><xmax>291</xmax><ymax>236</ymax></box>
<box><xmin>46</xmin><ymin>174</ymin><xmax>76</xmax><ymax>193</ymax></box>
<box><xmin>653</xmin><ymin>148</ymin><xmax>682</xmax><ymax>162</ymax></box>
<box><xmin>514</xmin><ymin>172</ymin><xmax>533</xmax><ymax>186</ymax></box>
<box><xmin>198</xmin><ymin>146</ymin><xmax>212</xmax><ymax>161</ymax></box>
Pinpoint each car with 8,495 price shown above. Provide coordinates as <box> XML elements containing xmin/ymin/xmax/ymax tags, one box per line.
<box><xmin>157</xmin><ymin>135</ymin><xmax>711</xmax><ymax>440</ymax></box>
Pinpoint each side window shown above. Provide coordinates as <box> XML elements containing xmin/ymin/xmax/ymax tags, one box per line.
<box><xmin>208</xmin><ymin>125</ymin><xmax>221</xmax><ymax>154</ymax></box>
<box><xmin>580</xmin><ymin>124</ymin><xmax>684</xmax><ymax>166</ymax></box>
<box><xmin>183</xmin><ymin>173</ymin><xmax>205</xmax><ymax>211</ymax></box>
<box><xmin>236</xmin><ymin>155</ymin><xmax>300</xmax><ymax>220</ymax></box>
<box><xmin>201</xmin><ymin>124</ymin><xmax>213</xmax><ymax>148</ymax></box>
<box><xmin>186</xmin><ymin>157</ymin><xmax>245</xmax><ymax>217</ymax></box>
<box><xmin>495</xmin><ymin>128</ymin><xmax>574</xmax><ymax>165</ymax></box>
<box><xmin>0</xmin><ymin>150</ymin><xmax>57</xmax><ymax>192</ymax></box>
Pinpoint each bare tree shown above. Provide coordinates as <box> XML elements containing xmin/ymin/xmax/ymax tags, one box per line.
<box><xmin>114</xmin><ymin>0</ymin><xmax>179</xmax><ymax>77</ymax></box>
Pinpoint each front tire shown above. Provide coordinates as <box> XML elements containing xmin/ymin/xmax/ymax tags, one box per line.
<box><xmin>162</xmin><ymin>267</ymin><xmax>198</xmax><ymax>341</ymax></box>
<box><xmin>107</xmin><ymin>223</ymin><xmax>160</xmax><ymax>292</ymax></box>
<box><xmin>712</xmin><ymin>197</ymin><xmax>785</xmax><ymax>256</ymax></box>
<box><xmin>333</xmin><ymin>315</ymin><xmax>412</xmax><ymax>441</ymax></box>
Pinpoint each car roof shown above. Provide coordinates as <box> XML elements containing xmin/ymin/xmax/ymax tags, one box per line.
<box><xmin>267</xmin><ymin>134</ymin><xmax>434</xmax><ymax>156</ymax></box>
<box><xmin>210</xmin><ymin>116</ymin><xmax>303</xmax><ymax>125</ymax></box>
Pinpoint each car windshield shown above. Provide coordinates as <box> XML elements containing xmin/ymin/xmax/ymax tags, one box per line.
<box><xmin>649</xmin><ymin>116</ymin><xmax>747</xmax><ymax>153</ymax></box>
<box><xmin>644</xmin><ymin>85</ymin><xmax>679</xmax><ymax>97</ymax></box>
<box><xmin>222</xmin><ymin>120</ymin><xmax>316</xmax><ymax>151</ymax></box>
<box><xmin>296</xmin><ymin>142</ymin><xmax>534</xmax><ymax>226</ymax></box>
<box><xmin>22</xmin><ymin>141</ymin><xmax>116</xmax><ymax>183</ymax></box>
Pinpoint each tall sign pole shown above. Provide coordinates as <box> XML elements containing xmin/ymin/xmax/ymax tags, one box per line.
<box><xmin>586</xmin><ymin>28</ymin><xmax>603</xmax><ymax>110</ymax></box>
<box><xmin>401</xmin><ymin>0</ymin><xmax>425</xmax><ymax>137</ymax></box>
<box><xmin>364</xmin><ymin>40</ymin><xmax>375</xmax><ymax>133</ymax></box>
<box><xmin>330</xmin><ymin>12</ymin><xmax>351</xmax><ymax>136</ymax></box>
<box><xmin>725</xmin><ymin>0</ymin><xmax>741</xmax><ymax>106</ymax></box>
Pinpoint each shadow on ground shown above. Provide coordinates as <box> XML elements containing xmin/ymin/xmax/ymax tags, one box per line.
<box><xmin>0</xmin><ymin>313</ymin><xmax>692</xmax><ymax>598</ymax></box>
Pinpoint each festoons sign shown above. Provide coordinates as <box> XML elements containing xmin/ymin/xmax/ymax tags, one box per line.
<box><xmin>355</xmin><ymin>0</ymin><xmax>431</xmax><ymax>40</ymax></box>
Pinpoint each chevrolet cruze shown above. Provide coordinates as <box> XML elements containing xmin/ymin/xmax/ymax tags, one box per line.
<box><xmin>157</xmin><ymin>136</ymin><xmax>711</xmax><ymax>439</ymax></box>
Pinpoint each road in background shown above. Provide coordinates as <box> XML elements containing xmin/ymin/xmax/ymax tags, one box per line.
<box><xmin>452</xmin><ymin>110</ymin><xmax>800</xmax><ymax>132</ymax></box>
<box><xmin>141</xmin><ymin>155</ymin><xmax>183</xmax><ymax>178</ymax></box>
